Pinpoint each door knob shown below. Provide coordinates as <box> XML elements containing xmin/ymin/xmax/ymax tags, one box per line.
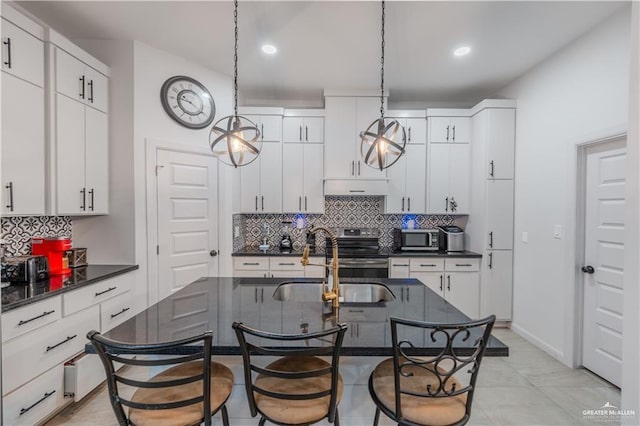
<box><xmin>581</xmin><ymin>265</ymin><xmax>594</xmax><ymax>274</ymax></box>
<box><xmin>209</xmin><ymin>250</ymin><xmax>218</xmax><ymax>257</ymax></box>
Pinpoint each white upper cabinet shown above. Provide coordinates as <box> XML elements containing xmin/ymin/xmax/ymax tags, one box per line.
<box><xmin>429</xmin><ymin>116</ymin><xmax>470</xmax><ymax>143</ymax></box>
<box><xmin>56</xmin><ymin>94</ymin><xmax>87</xmax><ymax>215</ymax></box>
<box><xmin>486</xmin><ymin>109</ymin><xmax>515</xmax><ymax>179</ymax></box>
<box><xmin>84</xmin><ymin>107</ymin><xmax>109</xmax><ymax>214</ymax></box>
<box><xmin>283</xmin><ymin>143</ymin><xmax>324</xmax><ymax>213</ymax></box>
<box><xmin>55</xmin><ymin>48</ymin><xmax>108</xmax><ymax>113</ymax></box>
<box><xmin>427</xmin><ymin>143</ymin><xmax>470</xmax><ymax>214</ymax></box>
<box><xmin>302</xmin><ymin>143</ymin><xmax>324</xmax><ymax>213</ymax></box>
<box><xmin>386</xmin><ymin>144</ymin><xmax>426</xmax><ymax>214</ymax></box>
<box><xmin>283</xmin><ymin>117</ymin><xmax>324</xmax><ymax>143</ymax></box>
<box><xmin>387</xmin><ymin>115</ymin><xmax>427</xmax><ymax>145</ymax></box>
<box><xmin>240</xmin><ymin>141</ymin><xmax>282</xmax><ymax>213</ymax></box>
<box><xmin>324</xmin><ymin>96</ymin><xmax>387</xmax><ymax>180</ymax></box>
<box><xmin>1</xmin><ymin>18</ymin><xmax>44</xmax><ymax>87</ymax></box>
<box><xmin>1</xmin><ymin>12</ymin><xmax>45</xmax><ymax>216</ymax></box>
<box><xmin>245</xmin><ymin>114</ymin><xmax>282</xmax><ymax>142</ymax></box>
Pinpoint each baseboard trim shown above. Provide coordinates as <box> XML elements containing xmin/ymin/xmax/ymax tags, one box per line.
<box><xmin>510</xmin><ymin>322</ymin><xmax>568</xmax><ymax>365</ymax></box>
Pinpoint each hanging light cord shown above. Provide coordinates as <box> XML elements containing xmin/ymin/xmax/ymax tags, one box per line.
<box><xmin>233</xmin><ymin>0</ymin><xmax>239</xmax><ymax>117</ymax></box>
<box><xmin>380</xmin><ymin>0</ymin><xmax>385</xmax><ymax>119</ymax></box>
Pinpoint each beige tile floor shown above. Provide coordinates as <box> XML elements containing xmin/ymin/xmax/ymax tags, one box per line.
<box><xmin>46</xmin><ymin>329</ymin><xmax>620</xmax><ymax>426</ymax></box>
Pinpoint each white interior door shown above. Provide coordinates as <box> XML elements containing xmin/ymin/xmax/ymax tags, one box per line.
<box><xmin>582</xmin><ymin>139</ymin><xmax>626</xmax><ymax>387</ymax></box>
<box><xmin>157</xmin><ymin>149</ymin><xmax>219</xmax><ymax>299</ymax></box>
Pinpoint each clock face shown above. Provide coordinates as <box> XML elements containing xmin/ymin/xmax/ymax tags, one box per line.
<box><xmin>160</xmin><ymin>76</ymin><xmax>215</xmax><ymax>129</ymax></box>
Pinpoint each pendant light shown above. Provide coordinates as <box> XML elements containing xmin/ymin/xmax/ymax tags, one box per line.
<box><xmin>209</xmin><ymin>0</ymin><xmax>261</xmax><ymax>168</ymax></box>
<box><xmin>359</xmin><ymin>0</ymin><xmax>406</xmax><ymax>171</ymax></box>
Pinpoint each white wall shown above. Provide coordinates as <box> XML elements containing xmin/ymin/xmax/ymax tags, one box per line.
<box><xmin>132</xmin><ymin>41</ymin><xmax>235</xmax><ymax>305</ymax></box>
<box><xmin>497</xmin><ymin>8</ymin><xmax>631</xmax><ymax>365</ymax></box>
<box><xmin>622</xmin><ymin>3</ymin><xmax>639</xmax><ymax>422</ymax></box>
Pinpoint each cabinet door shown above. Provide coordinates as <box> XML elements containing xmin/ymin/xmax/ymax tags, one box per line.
<box><xmin>55</xmin><ymin>48</ymin><xmax>86</xmax><ymax>102</ymax></box>
<box><xmin>239</xmin><ymin>157</ymin><xmax>260</xmax><ymax>213</ymax></box>
<box><xmin>485</xmin><ymin>179</ymin><xmax>514</xmax><ymax>249</ymax></box>
<box><xmin>448</xmin><ymin>143</ymin><xmax>470</xmax><ymax>214</ymax></box>
<box><xmin>238</xmin><ymin>286</ymin><xmax>261</xmax><ymax>327</ymax></box>
<box><xmin>412</xmin><ymin>272</ymin><xmax>444</xmax><ymax>297</ymax></box>
<box><xmin>282</xmin><ymin>117</ymin><xmax>303</xmax><ymax>143</ymax></box>
<box><xmin>356</xmin><ymin>97</ymin><xmax>387</xmax><ymax>179</ymax></box>
<box><xmin>446</xmin><ymin>273</ymin><xmax>480</xmax><ymax>318</ymax></box>
<box><xmin>1</xmin><ymin>19</ymin><xmax>44</xmax><ymax>87</ymax></box>
<box><xmin>385</xmin><ymin>149</ymin><xmax>407</xmax><ymax>214</ymax></box>
<box><xmin>405</xmin><ymin>144</ymin><xmax>426</xmax><ymax>213</ymax></box>
<box><xmin>482</xmin><ymin>250</ymin><xmax>513</xmax><ymax>320</ymax></box>
<box><xmin>85</xmin><ymin>108</ymin><xmax>109</xmax><ymax>214</ymax></box>
<box><xmin>56</xmin><ymin>94</ymin><xmax>86</xmax><ymax>215</ymax></box>
<box><xmin>450</xmin><ymin>117</ymin><xmax>470</xmax><ymax>143</ymax></box>
<box><xmin>427</xmin><ymin>143</ymin><xmax>450</xmax><ymax>214</ymax></box>
<box><xmin>303</xmin><ymin>143</ymin><xmax>324</xmax><ymax>213</ymax></box>
<box><xmin>1</xmin><ymin>73</ymin><xmax>45</xmax><ymax>215</ymax></box>
<box><xmin>428</xmin><ymin>117</ymin><xmax>451</xmax><ymax>142</ymax></box>
<box><xmin>84</xmin><ymin>66</ymin><xmax>108</xmax><ymax>113</ymax></box>
<box><xmin>486</xmin><ymin>109</ymin><xmax>515</xmax><ymax>179</ymax></box>
<box><xmin>259</xmin><ymin>142</ymin><xmax>282</xmax><ymax>213</ymax></box>
<box><xmin>303</xmin><ymin>117</ymin><xmax>324</xmax><ymax>143</ymax></box>
<box><xmin>282</xmin><ymin>144</ymin><xmax>304</xmax><ymax>212</ymax></box>
<box><xmin>325</xmin><ymin>97</ymin><xmax>356</xmax><ymax>179</ymax></box>
<box><xmin>406</xmin><ymin>118</ymin><xmax>426</xmax><ymax>144</ymax></box>
<box><xmin>258</xmin><ymin>115</ymin><xmax>282</xmax><ymax>142</ymax></box>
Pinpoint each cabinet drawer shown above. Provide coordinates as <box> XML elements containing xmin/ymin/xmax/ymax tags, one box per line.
<box><xmin>63</xmin><ymin>274</ymin><xmax>132</xmax><ymax>316</ymax></box>
<box><xmin>389</xmin><ymin>259</ymin><xmax>410</xmax><ymax>279</ymax></box>
<box><xmin>100</xmin><ymin>291</ymin><xmax>134</xmax><ymax>332</ymax></box>
<box><xmin>444</xmin><ymin>259</ymin><xmax>480</xmax><ymax>272</ymax></box>
<box><xmin>2</xmin><ymin>305</ymin><xmax>100</xmax><ymax>394</ymax></box>
<box><xmin>3</xmin><ymin>365</ymin><xmax>65</xmax><ymax>426</ymax></box>
<box><xmin>233</xmin><ymin>257</ymin><xmax>270</xmax><ymax>270</ymax></box>
<box><xmin>270</xmin><ymin>258</ymin><xmax>304</xmax><ymax>271</ymax></box>
<box><xmin>409</xmin><ymin>258</ymin><xmax>444</xmax><ymax>272</ymax></box>
<box><xmin>2</xmin><ymin>296</ymin><xmax>62</xmax><ymax>342</ymax></box>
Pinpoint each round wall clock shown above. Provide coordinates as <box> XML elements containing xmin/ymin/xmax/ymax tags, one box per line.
<box><xmin>160</xmin><ymin>75</ymin><xmax>215</xmax><ymax>129</ymax></box>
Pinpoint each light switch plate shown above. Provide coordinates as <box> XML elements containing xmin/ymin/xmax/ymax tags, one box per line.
<box><xmin>553</xmin><ymin>225</ymin><xmax>562</xmax><ymax>239</ymax></box>
<box><xmin>522</xmin><ymin>232</ymin><xmax>528</xmax><ymax>243</ymax></box>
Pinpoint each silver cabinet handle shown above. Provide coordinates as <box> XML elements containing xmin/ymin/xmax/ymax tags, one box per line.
<box><xmin>446</xmin><ymin>125</ymin><xmax>450</xmax><ymax>141</ymax></box>
<box><xmin>255</xmin><ymin>196</ymin><xmax>258</xmax><ymax>211</ymax></box>
<box><xmin>357</xmin><ymin>161</ymin><xmax>361</xmax><ymax>175</ymax></box>
<box><xmin>18</xmin><ymin>310</ymin><xmax>55</xmax><ymax>326</ymax></box>
<box><xmin>243</xmin><ymin>262</ymin><xmax>260</xmax><ymax>266</ymax></box>
<box><xmin>455</xmin><ymin>263</ymin><xmax>472</xmax><ymax>267</ymax></box>
<box><xmin>110</xmin><ymin>307</ymin><xmax>130</xmax><ymax>318</ymax></box>
<box><xmin>88</xmin><ymin>79</ymin><xmax>94</xmax><ymax>103</ymax></box>
<box><xmin>80</xmin><ymin>188</ymin><xmax>86</xmax><ymax>211</ymax></box>
<box><xmin>299</xmin><ymin>196</ymin><xmax>302</xmax><ymax>211</ymax></box>
<box><xmin>279</xmin><ymin>262</ymin><xmax>295</xmax><ymax>266</ymax></box>
<box><xmin>401</xmin><ymin>287</ymin><xmax>404</xmax><ymax>301</ymax></box>
<box><xmin>392</xmin><ymin>264</ymin><xmax>409</xmax><ymax>267</ymax></box>
<box><xmin>79</xmin><ymin>75</ymin><xmax>85</xmax><ymax>99</ymax></box>
<box><xmin>440</xmin><ymin>275</ymin><xmax>443</xmax><ymax>291</ymax></box>
<box><xmin>351</xmin><ymin>161</ymin><xmax>355</xmax><ymax>176</ymax></box>
<box><xmin>349</xmin><ymin>190</ymin><xmax>365</xmax><ymax>193</ymax></box>
<box><xmin>447</xmin><ymin>275</ymin><xmax>451</xmax><ymax>291</ymax></box>
<box><xmin>489</xmin><ymin>160</ymin><xmax>495</xmax><ymax>177</ymax></box>
<box><xmin>95</xmin><ymin>286</ymin><xmax>117</xmax><ymax>296</ymax></box>
<box><xmin>489</xmin><ymin>231</ymin><xmax>493</xmax><ymax>248</ymax></box>
<box><xmin>89</xmin><ymin>188</ymin><xmax>95</xmax><ymax>211</ymax></box>
<box><xmin>406</xmin><ymin>287</ymin><xmax>410</xmax><ymax>302</ymax></box>
<box><xmin>420</xmin><ymin>264</ymin><xmax>437</xmax><ymax>267</ymax></box>
<box><xmin>452</xmin><ymin>125</ymin><xmax>456</xmax><ymax>141</ymax></box>
<box><xmin>305</xmin><ymin>125</ymin><xmax>309</xmax><ymax>141</ymax></box>
<box><xmin>19</xmin><ymin>390</ymin><xmax>56</xmax><ymax>416</ymax></box>
<box><xmin>304</xmin><ymin>196</ymin><xmax>307</xmax><ymax>211</ymax></box>
<box><xmin>254</xmin><ymin>287</ymin><xmax>258</xmax><ymax>303</ymax></box>
<box><xmin>261</xmin><ymin>288</ymin><xmax>264</xmax><ymax>303</ymax></box>
<box><xmin>299</xmin><ymin>125</ymin><xmax>302</xmax><ymax>141</ymax></box>
<box><xmin>5</xmin><ymin>182</ymin><xmax>14</xmax><ymax>212</ymax></box>
<box><xmin>445</xmin><ymin>197</ymin><xmax>449</xmax><ymax>212</ymax></box>
<box><xmin>408</xmin><ymin>126</ymin><xmax>412</xmax><ymax>142</ymax></box>
<box><xmin>402</xmin><ymin>197</ymin><xmax>405</xmax><ymax>212</ymax></box>
<box><xmin>261</xmin><ymin>196</ymin><xmax>264</xmax><ymax>211</ymax></box>
<box><xmin>489</xmin><ymin>252</ymin><xmax>493</xmax><ymax>269</ymax></box>
<box><xmin>408</xmin><ymin>197</ymin><xmax>411</xmax><ymax>211</ymax></box>
<box><xmin>46</xmin><ymin>334</ymin><xmax>77</xmax><ymax>352</ymax></box>
<box><xmin>261</xmin><ymin>124</ymin><xmax>264</xmax><ymax>140</ymax></box>
<box><xmin>3</xmin><ymin>37</ymin><xmax>12</xmax><ymax>68</ymax></box>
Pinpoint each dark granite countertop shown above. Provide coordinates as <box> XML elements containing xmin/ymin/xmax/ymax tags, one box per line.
<box><xmin>233</xmin><ymin>246</ymin><xmax>481</xmax><ymax>259</ymax></box>
<box><xmin>1</xmin><ymin>264</ymin><xmax>139</xmax><ymax>313</ymax></box>
<box><xmin>88</xmin><ymin>277</ymin><xmax>507</xmax><ymax>357</ymax></box>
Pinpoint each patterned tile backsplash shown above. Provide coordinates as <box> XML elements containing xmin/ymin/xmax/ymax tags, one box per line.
<box><xmin>1</xmin><ymin>216</ymin><xmax>72</xmax><ymax>256</ymax></box>
<box><xmin>233</xmin><ymin>196</ymin><xmax>467</xmax><ymax>251</ymax></box>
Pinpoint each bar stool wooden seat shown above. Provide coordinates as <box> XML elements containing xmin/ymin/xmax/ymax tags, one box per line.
<box><xmin>368</xmin><ymin>315</ymin><xmax>496</xmax><ymax>426</ymax></box>
<box><xmin>233</xmin><ymin>321</ymin><xmax>347</xmax><ymax>426</ymax></box>
<box><xmin>88</xmin><ymin>330</ymin><xmax>233</xmax><ymax>426</ymax></box>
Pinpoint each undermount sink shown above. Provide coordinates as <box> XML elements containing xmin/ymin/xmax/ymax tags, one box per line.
<box><xmin>272</xmin><ymin>281</ymin><xmax>396</xmax><ymax>303</ymax></box>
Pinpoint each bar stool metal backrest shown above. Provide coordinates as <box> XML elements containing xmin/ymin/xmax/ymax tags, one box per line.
<box><xmin>369</xmin><ymin>315</ymin><xmax>496</xmax><ymax>426</ymax></box>
<box><xmin>88</xmin><ymin>330</ymin><xmax>232</xmax><ymax>426</ymax></box>
<box><xmin>233</xmin><ymin>321</ymin><xmax>348</xmax><ymax>426</ymax></box>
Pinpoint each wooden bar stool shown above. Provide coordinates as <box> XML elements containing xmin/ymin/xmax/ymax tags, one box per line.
<box><xmin>88</xmin><ymin>330</ymin><xmax>233</xmax><ymax>426</ymax></box>
<box><xmin>368</xmin><ymin>315</ymin><xmax>496</xmax><ymax>426</ymax></box>
<box><xmin>233</xmin><ymin>321</ymin><xmax>347</xmax><ymax>426</ymax></box>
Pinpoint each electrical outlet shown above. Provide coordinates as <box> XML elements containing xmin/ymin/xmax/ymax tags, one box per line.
<box><xmin>522</xmin><ymin>232</ymin><xmax>528</xmax><ymax>243</ymax></box>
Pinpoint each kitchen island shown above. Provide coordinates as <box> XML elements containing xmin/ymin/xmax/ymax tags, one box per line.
<box><xmin>88</xmin><ymin>277</ymin><xmax>508</xmax><ymax>356</ymax></box>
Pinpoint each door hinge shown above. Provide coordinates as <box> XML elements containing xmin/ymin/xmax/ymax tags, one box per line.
<box><xmin>156</xmin><ymin>245</ymin><xmax>159</xmax><ymax>255</ymax></box>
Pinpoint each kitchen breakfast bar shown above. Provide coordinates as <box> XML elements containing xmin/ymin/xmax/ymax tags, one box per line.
<box><xmin>86</xmin><ymin>277</ymin><xmax>508</xmax><ymax>356</ymax></box>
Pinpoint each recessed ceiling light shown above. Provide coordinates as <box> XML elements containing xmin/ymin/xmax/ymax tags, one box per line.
<box><xmin>261</xmin><ymin>44</ymin><xmax>277</xmax><ymax>55</ymax></box>
<box><xmin>453</xmin><ymin>46</ymin><xmax>471</xmax><ymax>57</ymax></box>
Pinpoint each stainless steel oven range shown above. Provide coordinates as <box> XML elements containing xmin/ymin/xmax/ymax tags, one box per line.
<box><xmin>325</xmin><ymin>228</ymin><xmax>388</xmax><ymax>279</ymax></box>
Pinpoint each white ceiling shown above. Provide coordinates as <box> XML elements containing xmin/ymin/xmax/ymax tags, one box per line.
<box><xmin>18</xmin><ymin>1</ymin><xmax>627</xmax><ymax>107</ymax></box>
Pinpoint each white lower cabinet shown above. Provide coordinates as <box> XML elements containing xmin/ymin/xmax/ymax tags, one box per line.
<box><xmin>2</xmin><ymin>296</ymin><xmax>61</xmax><ymax>342</ymax></box>
<box><xmin>100</xmin><ymin>291</ymin><xmax>134</xmax><ymax>331</ymax></box>
<box><xmin>233</xmin><ymin>256</ymin><xmax>325</xmax><ymax>278</ymax></box>
<box><xmin>481</xmin><ymin>250</ymin><xmax>513</xmax><ymax>321</ymax></box>
<box><xmin>444</xmin><ymin>272</ymin><xmax>480</xmax><ymax>319</ymax></box>
<box><xmin>3</xmin><ymin>365</ymin><xmax>65</xmax><ymax>426</ymax></box>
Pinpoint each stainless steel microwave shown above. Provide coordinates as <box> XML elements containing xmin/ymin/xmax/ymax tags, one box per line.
<box><xmin>393</xmin><ymin>228</ymin><xmax>440</xmax><ymax>251</ymax></box>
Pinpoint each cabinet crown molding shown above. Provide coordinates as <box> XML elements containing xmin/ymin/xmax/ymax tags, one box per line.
<box><xmin>238</xmin><ymin>106</ymin><xmax>284</xmax><ymax>116</ymax></box>
<box><xmin>469</xmin><ymin>99</ymin><xmax>517</xmax><ymax>116</ymax></box>
<box><xmin>1</xmin><ymin>3</ymin><xmax>45</xmax><ymax>40</ymax></box>
<box><xmin>47</xmin><ymin>30</ymin><xmax>110</xmax><ymax>76</ymax></box>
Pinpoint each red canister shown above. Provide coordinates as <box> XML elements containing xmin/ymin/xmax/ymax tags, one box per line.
<box><xmin>32</xmin><ymin>237</ymin><xmax>72</xmax><ymax>275</ymax></box>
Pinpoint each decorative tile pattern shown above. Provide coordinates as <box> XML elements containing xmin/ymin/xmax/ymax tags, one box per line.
<box><xmin>234</xmin><ymin>196</ymin><xmax>459</xmax><ymax>250</ymax></box>
<box><xmin>1</xmin><ymin>216</ymin><xmax>72</xmax><ymax>256</ymax></box>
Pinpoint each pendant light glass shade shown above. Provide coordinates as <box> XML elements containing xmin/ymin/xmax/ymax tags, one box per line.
<box><xmin>360</xmin><ymin>117</ymin><xmax>406</xmax><ymax>171</ymax></box>
<box><xmin>359</xmin><ymin>0</ymin><xmax>406</xmax><ymax>171</ymax></box>
<box><xmin>210</xmin><ymin>115</ymin><xmax>262</xmax><ymax>167</ymax></box>
<box><xmin>208</xmin><ymin>0</ymin><xmax>261</xmax><ymax>168</ymax></box>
